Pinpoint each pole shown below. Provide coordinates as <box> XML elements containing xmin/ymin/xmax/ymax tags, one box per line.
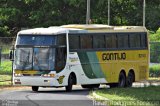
<box><xmin>108</xmin><ymin>0</ymin><xmax>110</xmax><ymax>25</ymax></box>
<box><xmin>143</xmin><ymin>0</ymin><xmax>146</xmax><ymax>27</ymax></box>
<box><xmin>86</xmin><ymin>0</ymin><xmax>90</xmax><ymax>24</ymax></box>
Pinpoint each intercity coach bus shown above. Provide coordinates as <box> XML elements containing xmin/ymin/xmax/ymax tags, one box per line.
<box><xmin>10</xmin><ymin>24</ymin><xmax>149</xmax><ymax>92</ymax></box>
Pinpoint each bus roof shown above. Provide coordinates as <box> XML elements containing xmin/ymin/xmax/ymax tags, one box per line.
<box><xmin>18</xmin><ymin>27</ymin><xmax>68</xmax><ymax>35</ymax></box>
<box><xmin>18</xmin><ymin>24</ymin><xmax>147</xmax><ymax>35</ymax></box>
<box><xmin>18</xmin><ymin>27</ymin><xmax>88</xmax><ymax>35</ymax></box>
<box><xmin>61</xmin><ymin>24</ymin><xmax>147</xmax><ymax>33</ymax></box>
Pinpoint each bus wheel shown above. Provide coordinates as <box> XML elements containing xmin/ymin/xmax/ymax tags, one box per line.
<box><xmin>32</xmin><ymin>86</ymin><xmax>39</xmax><ymax>92</ymax></box>
<box><xmin>65</xmin><ymin>75</ymin><xmax>73</xmax><ymax>92</ymax></box>
<box><xmin>126</xmin><ymin>72</ymin><xmax>134</xmax><ymax>87</ymax></box>
<box><xmin>118</xmin><ymin>72</ymin><xmax>126</xmax><ymax>87</ymax></box>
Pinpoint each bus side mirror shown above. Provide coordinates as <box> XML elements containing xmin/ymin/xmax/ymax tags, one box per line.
<box><xmin>9</xmin><ymin>45</ymin><xmax>15</xmax><ymax>61</ymax></box>
<box><xmin>9</xmin><ymin>50</ymin><xmax>14</xmax><ymax>61</ymax></box>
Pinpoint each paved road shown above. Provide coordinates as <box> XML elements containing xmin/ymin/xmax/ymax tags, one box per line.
<box><xmin>1</xmin><ymin>82</ymin><xmax>157</xmax><ymax>106</ymax></box>
<box><xmin>0</xmin><ymin>86</ymin><xmax>95</xmax><ymax>106</ymax></box>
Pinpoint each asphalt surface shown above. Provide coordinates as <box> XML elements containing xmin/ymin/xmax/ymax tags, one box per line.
<box><xmin>0</xmin><ymin>86</ymin><xmax>96</xmax><ymax>106</ymax></box>
<box><xmin>1</xmin><ymin>82</ymin><xmax>159</xmax><ymax>106</ymax></box>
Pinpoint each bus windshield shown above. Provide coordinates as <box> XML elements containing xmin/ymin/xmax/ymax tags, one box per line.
<box><xmin>15</xmin><ymin>47</ymin><xmax>55</xmax><ymax>71</ymax></box>
<box><xmin>15</xmin><ymin>35</ymin><xmax>56</xmax><ymax>71</ymax></box>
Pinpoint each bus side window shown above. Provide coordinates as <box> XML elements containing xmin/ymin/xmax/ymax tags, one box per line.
<box><xmin>117</xmin><ymin>34</ymin><xmax>129</xmax><ymax>49</ymax></box>
<box><xmin>55</xmin><ymin>47</ymin><xmax>67</xmax><ymax>73</ymax></box>
<box><xmin>69</xmin><ymin>35</ymin><xmax>80</xmax><ymax>50</ymax></box>
<box><xmin>141</xmin><ymin>33</ymin><xmax>147</xmax><ymax>48</ymax></box>
<box><xmin>55</xmin><ymin>35</ymin><xmax>67</xmax><ymax>73</ymax></box>
<box><xmin>93</xmin><ymin>35</ymin><xmax>105</xmax><ymax>49</ymax></box>
<box><xmin>80</xmin><ymin>35</ymin><xmax>92</xmax><ymax>49</ymax></box>
<box><xmin>129</xmin><ymin>34</ymin><xmax>141</xmax><ymax>48</ymax></box>
<box><xmin>106</xmin><ymin>35</ymin><xmax>117</xmax><ymax>49</ymax></box>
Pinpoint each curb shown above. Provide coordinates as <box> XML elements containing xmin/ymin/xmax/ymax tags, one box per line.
<box><xmin>92</xmin><ymin>92</ymin><xmax>109</xmax><ymax>101</ymax></box>
<box><xmin>91</xmin><ymin>92</ymin><xmax>110</xmax><ymax>106</ymax></box>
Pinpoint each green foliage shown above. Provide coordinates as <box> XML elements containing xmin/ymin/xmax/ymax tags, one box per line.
<box><xmin>150</xmin><ymin>43</ymin><xmax>160</xmax><ymax>63</ymax></box>
<box><xmin>0</xmin><ymin>75</ymin><xmax>12</xmax><ymax>86</ymax></box>
<box><xmin>149</xmin><ymin>64</ymin><xmax>160</xmax><ymax>77</ymax></box>
<box><xmin>0</xmin><ymin>26</ymin><xmax>10</xmax><ymax>37</ymax></box>
<box><xmin>0</xmin><ymin>61</ymin><xmax>12</xmax><ymax>75</ymax></box>
<box><xmin>0</xmin><ymin>0</ymin><xmax>160</xmax><ymax>37</ymax></box>
<box><xmin>150</xmin><ymin>28</ymin><xmax>160</xmax><ymax>41</ymax></box>
<box><xmin>150</xmin><ymin>28</ymin><xmax>160</xmax><ymax>63</ymax></box>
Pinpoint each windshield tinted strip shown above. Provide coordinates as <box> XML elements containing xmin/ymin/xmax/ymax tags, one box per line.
<box><xmin>17</xmin><ymin>35</ymin><xmax>56</xmax><ymax>46</ymax></box>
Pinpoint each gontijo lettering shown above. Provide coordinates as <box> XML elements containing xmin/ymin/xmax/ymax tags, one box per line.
<box><xmin>102</xmin><ymin>53</ymin><xmax>126</xmax><ymax>61</ymax></box>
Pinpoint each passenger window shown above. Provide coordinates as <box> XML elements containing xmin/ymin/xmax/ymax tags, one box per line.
<box><xmin>118</xmin><ymin>34</ymin><xmax>129</xmax><ymax>48</ymax></box>
<box><xmin>106</xmin><ymin>35</ymin><xmax>117</xmax><ymax>48</ymax></box>
<box><xmin>129</xmin><ymin>34</ymin><xmax>141</xmax><ymax>48</ymax></box>
<box><xmin>141</xmin><ymin>34</ymin><xmax>147</xmax><ymax>48</ymax></box>
<box><xmin>69</xmin><ymin>35</ymin><xmax>80</xmax><ymax>50</ymax></box>
<box><xmin>80</xmin><ymin>35</ymin><xmax>92</xmax><ymax>49</ymax></box>
<box><xmin>93</xmin><ymin>35</ymin><xmax>105</xmax><ymax>49</ymax></box>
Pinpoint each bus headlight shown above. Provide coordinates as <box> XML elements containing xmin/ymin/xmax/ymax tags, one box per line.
<box><xmin>42</xmin><ymin>74</ymin><xmax>55</xmax><ymax>78</ymax></box>
<box><xmin>14</xmin><ymin>73</ymin><xmax>23</xmax><ymax>77</ymax></box>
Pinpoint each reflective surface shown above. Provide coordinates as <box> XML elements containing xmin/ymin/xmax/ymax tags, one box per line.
<box><xmin>17</xmin><ymin>35</ymin><xmax>56</xmax><ymax>46</ymax></box>
<box><xmin>15</xmin><ymin>47</ymin><xmax>55</xmax><ymax>71</ymax></box>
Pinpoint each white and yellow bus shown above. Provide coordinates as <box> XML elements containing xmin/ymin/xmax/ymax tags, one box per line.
<box><xmin>11</xmin><ymin>24</ymin><xmax>149</xmax><ymax>91</ymax></box>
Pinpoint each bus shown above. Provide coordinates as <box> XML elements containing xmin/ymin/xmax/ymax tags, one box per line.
<box><xmin>10</xmin><ymin>24</ymin><xmax>149</xmax><ymax>92</ymax></box>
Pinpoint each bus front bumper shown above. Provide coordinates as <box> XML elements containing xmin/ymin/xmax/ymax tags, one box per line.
<box><xmin>13</xmin><ymin>77</ymin><xmax>62</xmax><ymax>87</ymax></box>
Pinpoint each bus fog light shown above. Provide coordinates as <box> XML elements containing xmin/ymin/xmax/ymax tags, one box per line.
<box><xmin>42</xmin><ymin>74</ymin><xmax>55</xmax><ymax>78</ymax></box>
<box><xmin>14</xmin><ymin>73</ymin><xmax>22</xmax><ymax>77</ymax></box>
<box><xmin>50</xmin><ymin>74</ymin><xmax>55</xmax><ymax>77</ymax></box>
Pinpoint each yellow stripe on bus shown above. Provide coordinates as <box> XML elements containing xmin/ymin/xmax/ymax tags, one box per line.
<box><xmin>15</xmin><ymin>70</ymin><xmax>38</xmax><ymax>74</ymax></box>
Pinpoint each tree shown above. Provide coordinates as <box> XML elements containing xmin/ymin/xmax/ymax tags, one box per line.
<box><xmin>0</xmin><ymin>0</ymin><xmax>160</xmax><ymax>37</ymax></box>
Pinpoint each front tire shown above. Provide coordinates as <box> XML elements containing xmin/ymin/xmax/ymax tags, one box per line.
<box><xmin>32</xmin><ymin>86</ymin><xmax>39</xmax><ymax>92</ymax></box>
<box><xmin>118</xmin><ymin>72</ymin><xmax>126</xmax><ymax>87</ymax></box>
<box><xmin>65</xmin><ymin>75</ymin><xmax>73</xmax><ymax>92</ymax></box>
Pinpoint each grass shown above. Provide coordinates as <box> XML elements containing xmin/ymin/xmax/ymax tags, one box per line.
<box><xmin>0</xmin><ymin>81</ymin><xmax>12</xmax><ymax>86</ymax></box>
<box><xmin>149</xmin><ymin>64</ymin><xmax>160</xmax><ymax>77</ymax></box>
<box><xmin>0</xmin><ymin>75</ymin><xmax>12</xmax><ymax>86</ymax></box>
<box><xmin>94</xmin><ymin>86</ymin><xmax>160</xmax><ymax>106</ymax></box>
<box><xmin>0</xmin><ymin>75</ymin><xmax>11</xmax><ymax>81</ymax></box>
<box><xmin>149</xmin><ymin>77</ymin><xmax>160</xmax><ymax>80</ymax></box>
<box><xmin>0</xmin><ymin>61</ymin><xmax>12</xmax><ymax>86</ymax></box>
<box><xmin>0</xmin><ymin>61</ymin><xmax>12</xmax><ymax>75</ymax></box>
